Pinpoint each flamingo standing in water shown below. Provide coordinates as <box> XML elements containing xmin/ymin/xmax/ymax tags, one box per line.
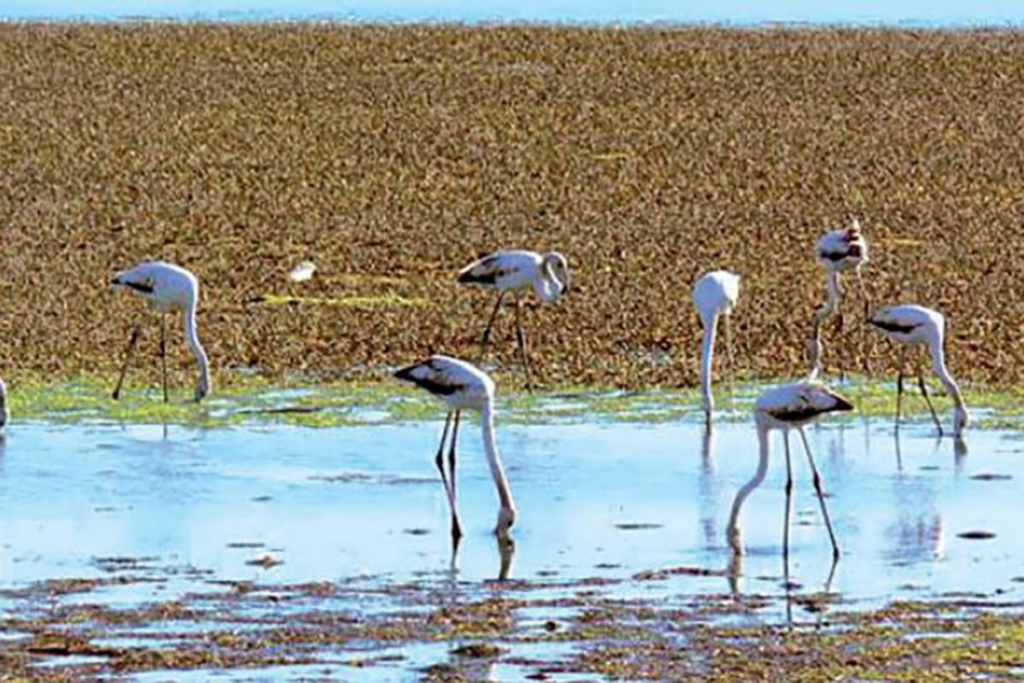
<box><xmin>394</xmin><ymin>355</ymin><xmax>516</xmax><ymax>542</ymax></box>
<box><xmin>867</xmin><ymin>304</ymin><xmax>969</xmax><ymax>437</ymax></box>
<box><xmin>457</xmin><ymin>250</ymin><xmax>570</xmax><ymax>389</ymax></box>
<box><xmin>0</xmin><ymin>375</ymin><xmax>8</xmax><ymax>432</ymax></box>
<box><xmin>808</xmin><ymin>219</ymin><xmax>869</xmax><ymax>378</ymax></box>
<box><xmin>727</xmin><ymin>381</ymin><xmax>854</xmax><ymax>560</ymax></box>
<box><xmin>110</xmin><ymin>261</ymin><xmax>211</xmax><ymax>403</ymax></box>
<box><xmin>691</xmin><ymin>270</ymin><xmax>740</xmax><ymax>422</ymax></box>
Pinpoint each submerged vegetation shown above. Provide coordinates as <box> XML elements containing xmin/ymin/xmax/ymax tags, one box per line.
<box><xmin>1</xmin><ymin>571</ymin><xmax>1023</xmax><ymax>679</ymax></box>
<box><xmin>6</xmin><ymin>371</ymin><xmax>1024</xmax><ymax>430</ymax></box>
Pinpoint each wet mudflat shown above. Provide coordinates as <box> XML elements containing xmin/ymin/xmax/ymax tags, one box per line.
<box><xmin>1</xmin><ymin>393</ymin><xmax>1023</xmax><ymax>678</ymax></box>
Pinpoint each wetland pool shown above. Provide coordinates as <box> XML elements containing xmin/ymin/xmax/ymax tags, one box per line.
<box><xmin>0</xmin><ymin>411</ymin><xmax>1021</xmax><ymax>603</ymax></box>
<box><xmin>0</xmin><ymin>395</ymin><xmax>1022</xmax><ymax>678</ymax></box>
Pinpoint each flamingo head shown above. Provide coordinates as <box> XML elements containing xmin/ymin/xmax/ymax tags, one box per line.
<box><xmin>195</xmin><ymin>374</ymin><xmax>210</xmax><ymax>403</ymax></box>
<box><xmin>542</xmin><ymin>252</ymin><xmax>571</xmax><ymax>296</ymax></box>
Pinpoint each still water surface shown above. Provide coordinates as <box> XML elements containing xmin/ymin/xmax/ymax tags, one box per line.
<box><xmin>0</xmin><ymin>414</ymin><xmax>1019</xmax><ymax>611</ymax></box>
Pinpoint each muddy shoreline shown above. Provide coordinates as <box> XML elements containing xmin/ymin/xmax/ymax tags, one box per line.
<box><xmin>4</xmin><ymin>570</ymin><xmax>1023</xmax><ymax>680</ymax></box>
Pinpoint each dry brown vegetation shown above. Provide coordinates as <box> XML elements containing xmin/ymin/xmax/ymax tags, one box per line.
<box><xmin>1</xmin><ymin>24</ymin><xmax>1023</xmax><ymax>389</ymax></box>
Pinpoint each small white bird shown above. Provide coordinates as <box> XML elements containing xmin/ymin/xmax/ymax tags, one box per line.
<box><xmin>289</xmin><ymin>260</ymin><xmax>316</xmax><ymax>283</ymax></box>
<box><xmin>394</xmin><ymin>355</ymin><xmax>516</xmax><ymax>541</ymax></box>
<box><xmin>0</xmin><ymin>374</ymin><xmax>9</xmax><ymax>433</ymax></box>
<box><xmin>809</xmin><ymin>219</ymin><xmax>869</xmax><ymax>378</ymax></box>
<box><xmin>691</xmin><ymin>270</ymin><xmax>740</xmax><ymax>422</ymax></box>
<box><xmin>727</xmin><ymin>381</ymin><xmax>854</xmax><ymax>560</ymax></box>
<box><xmin>110</xmin><ymin>261</ymin><xmax>211</xmax><ymax>403</ymax></box>
<box><xmin>867</xmin><ymin>304</ymin><xmax>968</xmax><ymax>437</ymax></box>
<box><xmin>457</xmin><ymin>250</ymin><xmax>570</xmax><ymax>389</ymax></box>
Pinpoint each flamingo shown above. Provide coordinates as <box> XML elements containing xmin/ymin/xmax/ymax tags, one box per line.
<box><xmin>394</xmin><ymin>355</ymin><xmax>516</xmax><ymax>542</ymax></box>
<box><xmin>0</xmin><ymin>375</ymin><xmax>8</xmax><ymax>433</ymax></box>
<box><xmin>867</xmin><ymin>304</ymin><xmax>969</xmax><ymax>437</ymax></box>
<box><xmin>808</xmin><ymin>219</ymin><xmax>869</xmax><ymax>378</ymax></box>
<box><xmin>457</xmin><ymin>250</ymin><xmax>570</xmax><ymax>389</ymax></box>
<box><xmin>110</xmin><ymin>261</ymin><xmax>211</xmax><ymax>403</ymax></box>
<box><xmin>691</xmin><ymin>270</ymin><xmax>740</xmax><ymax>422</ymax></box>
<box><xmin>727</xmin><ymin>381</ymin><xmax>854</xmax><ymax>560</ymax></box>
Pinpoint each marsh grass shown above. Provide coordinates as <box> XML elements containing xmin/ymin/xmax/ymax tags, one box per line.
<box><xmin>5</xmin><ymin>371</ymin><xmax>1022</xmax><ymax>430</ymax></box>
<box><xmin>1</xmin><ymin>25</ymin><xmax>1023</xmax><ymax>389</ymax></box>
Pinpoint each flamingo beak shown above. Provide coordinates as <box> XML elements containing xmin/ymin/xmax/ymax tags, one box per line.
<box><xmin>393</xmin><ymin>365</ymin><xmax>416</xmax><ymax>382</ymax></box>
<box><xmin>833</xmin><ymin>393</ymin><xmax>855</xmax><ymax>412</ymax></box>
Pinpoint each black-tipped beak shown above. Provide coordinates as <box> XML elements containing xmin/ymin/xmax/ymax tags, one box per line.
<box><xmin>834</xmin><ymin>394</ymin><xmax>855</xmax><ymax>412</ymax></box>
<box><xmin>393</xmin><ymin>365</ymin><xmax>415</xmax><ymax>382</ymax></box>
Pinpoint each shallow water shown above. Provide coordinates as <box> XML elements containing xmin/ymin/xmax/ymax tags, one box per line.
<box><xmin>0</xmin><ymin>412</ymin><xmax>1020</xmax><ymax>614</ymax></box>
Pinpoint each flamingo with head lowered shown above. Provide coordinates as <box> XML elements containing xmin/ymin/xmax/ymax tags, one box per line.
<box><xmin>110</xmin><ymin>261</ymin><xmax>211</xmax><ymax>403</ymax></box>
<box><xmin>0</xmin><ymin>374</ymin><xmax>8</xmax><ymax>433</ymax></box>
<box><xmin>867</xmin><ymin>304</ymin><xmax>968</xmax><ymax>437</ymax></box>
<box><xmin>394</xmin><ymin>355</ymin><xmax>516</xmax><ymax>543</ymax></box>
<box><xmin>457</xmin><ymin>250</ymin><xmax>570</xmax><ymax>389</ymax></box>
<box><xmin>727</xmin><ymin>380</ymin><xmax>854</xmax><ymax>561</ymax></box>
<box><xmin>808</xmin><ymin>219</ymin><xmax>869</xmax><ymax>378</ymax></box>
<box><xmin>691</xmin><ymin>270</ymin><xmax>740</xmax><ymax>423</ymax></box>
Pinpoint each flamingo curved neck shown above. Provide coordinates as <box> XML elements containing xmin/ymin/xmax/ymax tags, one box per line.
<box><xmin>699</xmin><ymin>311</ymin><xmax>719</xmax><ymax>415</ymax></box>
<box><xmin>726</xmin><ymin>421</ymin><xmax>771</xmax><ymax>542</ymax></box>
<box><xmin>184</xmin><ymin>299</ymin><xmax>210</xmax><ymax>396</ymax></box>
<box><xmin>927</xmin><ymin>334</ymin><xmax>966</xmax><ymax>415</ymax></box>
<box><xmin>0</xmin><ymin>375</ymin><xmax>8</xmax><ymax>431</ymax></box>
<box><xmin>480</xmin><ymin>401</ymin><xmax>515</xmax><ymax>514</ymax></box>
<box><xmin>817</xmin><ymin>271</ymin><xmax>842</xmax><ymax>323</ymax></box>
<box><xmin>535</xmin><ymin>259</ymin><xmax>566</xmax><ymax>302</ymax></box>
<box><xmin>808</xmin><ymin>271</ymin><xmax>841</xmax><ymax>378</ymax></box>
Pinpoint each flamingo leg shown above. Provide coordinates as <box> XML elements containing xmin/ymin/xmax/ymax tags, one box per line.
<box><xmin>858</xmin><ymin>270</ymin><xmax>873</xmax><ymax>374</ymax></box>
<box><xmin>782</xmin><ymin>430</ymin><xmax>794</xmax><ymax>560</ymax></box>
<box><xmin>112</xmin><ymin>324</ymin><xmax>142</xmax><ymax>400</ymax></box>
<box><xmin>433</xmin><ymin>412</ymin><xmax>462</xmax><ymax>541</ymax></box>
<box><xmin>895</xmin><ymin>347</ymin><xmax>906</xmax><ymax>432</ymax></box>
<box><xmin>837</xmin><ymin>312</ymin><xmax>847</xmax><ymax>382</ymax></box>
<box><xmin>807</xmin><ymin>315</ymin><xmax>824</xmax><ymax>380</ymax></box>
<box><xmin>447</xmin><ymin>411</ymin><xmax>462</xmax><ymax>541</ymax></box>
<box><xmin>917</xmin><ymin>375</ymin><xmax>944</xmax><ymax>437</ymax></box>
<box><xmin>479</xmin><ymin>291</ymin><xmax>506</xmax><ymax>358</ymax></box>
<box><xmin>160</xmin><ymin>313</ymin><xmax>169</xmax><ymax>403</ymax></box>
<box><xmin>496</xmin><ymin>535</ymin><xmax>515</xmax><ymax>582</ymax></box>
<box><xmin>798</xmin><ymin>427</ymin><xmax>841</xmax><ymax>560</ymax></box>
<box><xmin>834</xmin><ymin>273</ymin><xmax>845</xmax><ymax>382</ymax></box>
<box><xmin>513</xmin><ymin>293</ymin><xmax>534</xmax><ymax>392</ymax></box>
<box><xmin>857</xmin><ymin>269</ymin><xmax>871</xmax><ymax>323</ymax></box>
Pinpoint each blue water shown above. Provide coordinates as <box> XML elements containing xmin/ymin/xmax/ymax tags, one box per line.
<box><xmin>1</xmin><ymin>0</ymin><xmax>1020</xmax><ymax>26</ymax></box>
<box><xmin>1</xmin><ymin>411</ymin><xmax>1021</xmax><ymax>679</ymax></box>
<box><xmin>0</xmin><ymin>415</ymin><xmax>1020</xmax><ymax>609</ymax></box>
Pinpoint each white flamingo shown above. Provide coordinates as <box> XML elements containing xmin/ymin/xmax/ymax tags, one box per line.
<box><xmin>691</xmin><ymin>270</ymin><xmax>740</xmax><ymax>422</ymax></box>
<box><xmin>867</xmin><ymin>304</ymin><xmax>968</xmax><ymax>437</ymax></box>
<box><xmin>394</xmin><ymin>355</ymin><xmax>516</xmax><ymax>541</ymax></box>
<box><xmin>457</xmin><ymin>250</ymin><xmax>570</xmax><ymax>388</ymax></box>
<box><xmin>110</xmin><ymin>261</ymin><xmax>211</xmax><ymax>403</ymax></box>
<box><xmin>727</xmin><ymin>381</ymin><xmax>854</xmax><ymax>560</ymax></box>
<box><xmin>0</xmin><ymin>375</ymin><xmax>8</xmax><ymax>433</ymax></box>
<box><xmin>808</xmin><ymin>219</ymin><xmax>869</xmax><ymax>378</ymax></box>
